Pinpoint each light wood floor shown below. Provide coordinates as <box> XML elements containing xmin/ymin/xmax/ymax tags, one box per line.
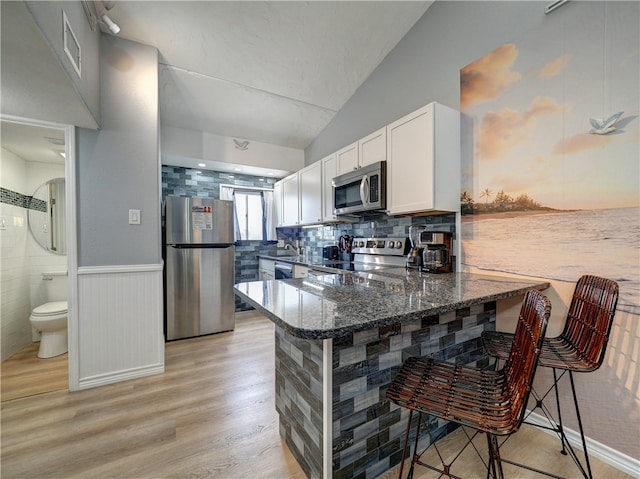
<box><xmin>1</xmin><ymin>311</ymin><xmax>633</xmax><ymax>479</ymax></box>
<box><xmin>1</xmin><ymin>343</ymin><xmax>69</xmax><ymax>401</ymax></box>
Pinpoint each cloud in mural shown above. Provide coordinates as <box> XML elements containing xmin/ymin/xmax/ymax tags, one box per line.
<box><xmin>552</xmin><ymin>132</ymin><xmax>614</xmax><ymax>155</ymax></box>
<box><xmin>538</xmin><ymin>54</ymin><xmax>572</xmax><ymax>78</ymax></box>
<box><xmin>477</xmin><ymin>97</ymin><xmax>564</xmax><ymax>159</ymax></box>
<box><xmin>460</xmin><ymin>43</ymin><xmax>521</xmax><ymax>110</ymax></box>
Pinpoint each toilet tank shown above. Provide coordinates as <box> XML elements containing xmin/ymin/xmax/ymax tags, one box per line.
<box><xmin>41</xmin><ymin>272</ymin><xmax>67</xmax><ymax>302</ymax></box>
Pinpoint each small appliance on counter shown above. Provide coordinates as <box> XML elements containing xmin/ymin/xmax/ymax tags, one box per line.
<box><xmin>419</xmin><ymin>229</ymin><xmax>453</xmax><ymax>273</ymax></box>
<box><xmin>322</xmin><ymin>245</ymin><xmax>340</xmax><ymax>260</ymax></box>
<box><xmin>406</xmin><ymin>225</ymin><xmax>426</xmax><ymax>270</ymax></box>
<box><xmin>338</xmin><ymin>234</ymin><xmax>354</xmax><ymax>262</ymax></box>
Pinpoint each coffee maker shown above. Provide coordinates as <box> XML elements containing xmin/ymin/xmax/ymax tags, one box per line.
<box><xmin>419</xmin><ymin>230</ymin><xmax>453</xmax><ymax>273</ymax></box>
<box><xmin>406</xmin><ymin>226</ymin><xmax>425</xmax><ymax>269</ymax></box>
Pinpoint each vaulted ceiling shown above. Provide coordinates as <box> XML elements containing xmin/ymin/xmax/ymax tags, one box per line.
<box><xmin>111</xmin><ymin>1</ymin><xmax>432</xmax><ymax>150</ymax></box>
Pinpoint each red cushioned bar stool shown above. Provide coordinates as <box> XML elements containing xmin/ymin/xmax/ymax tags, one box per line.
<box><xmin>482</xmin><ymin>275</ymin><xmax>619</xmax><ymax>479</ymax></box>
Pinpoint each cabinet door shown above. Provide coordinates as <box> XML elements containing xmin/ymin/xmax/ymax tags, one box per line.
<box><xmin>259</xmin><ymin>259</ymin><xmax>275</xmax><ymax>280</ymax></box>
<box><xmin>321</xmin><ymin>153</ymin><xmax>337</xmax><ymax>222</ymax></box>
<box><xmin>292</xmin><ymin>265</ymin><xmax>308</xmax><ymax>278</ymax></box>
<box><xmin>359</xmin><ymin>127</ymin><xmax>386</xmax><ymax>168</ymax></box>
<box><xmin>336</xmin><ymin>141</ymin><xmax>358</xmax><ymax>175</ymax></box>
<box><xmin>386</xmin><ymin>103</ymin><xmax>435</xmax><ymax>215</ymax></box>
<box><xmin>282</xmin><ymin>174</ymin><xmax>300</xmax><ymax>226</ymax></box>
<box><xmin>273</xmin><ymin>180</ymin><xmax>283</xmax><ymax>227</ymax></box>
<box><xmin>299</xmin><ymin>162</ymin><xmax>322</xmax><ymax>225</ymax></box>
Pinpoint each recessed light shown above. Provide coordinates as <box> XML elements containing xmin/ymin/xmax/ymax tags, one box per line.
<box><xmin>266</xmin><ymin>172</ymin><xmax>273</xmax><ymax>176</ymax></box>
<box><xmin>198</xmin><ymin>163</ymin><xmax>206</xmax><ymax>167</ymax></box>
<box><xmin>234</xmin><ymin>167</ymin><xmax>241</xmax><ymax>172</ymax></box>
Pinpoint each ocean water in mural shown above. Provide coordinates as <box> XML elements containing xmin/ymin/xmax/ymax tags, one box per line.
<box><xmin>462</xmin><ymin>207</ymin><xmax>639</xmax><ymax>313</ymax></box>
<box><xmin>459</xmin><ymin>2</ymin><xmax>639</xmax><ymax>311</ymax></box>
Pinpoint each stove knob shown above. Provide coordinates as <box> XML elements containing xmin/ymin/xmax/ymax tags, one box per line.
<box><xmin>359</xmin><ymin>241</ymin><xmax>365</xmax><ymax>247</ymax></box>
<box><xmin>388</xmin><ymin>241</ymin><xmax>395</xmax><ymax>248</ymax></box>
<box><xmin>396</xmin><ymin>241</ymin><xmax>403</xmax><ymax>249</ymax></box>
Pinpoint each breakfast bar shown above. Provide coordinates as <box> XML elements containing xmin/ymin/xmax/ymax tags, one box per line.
<box><xmin>234</xmin><ymin>271</ymin><xmax>549</xmax><ymax>479</ymax></box>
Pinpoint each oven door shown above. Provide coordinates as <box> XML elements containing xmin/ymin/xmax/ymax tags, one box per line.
<box><xmin>274</xmin><ymin>262</ymin><xmax>293</xmax><ymax>279</ymax></box>
<box><xmin>333</xmin><ymin>161</ymin><xmax>386</xmax><ymax>215</ymax></box>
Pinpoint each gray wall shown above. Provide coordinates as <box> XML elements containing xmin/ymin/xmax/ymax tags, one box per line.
<box><xmin>24</xmin><ymin>0</ymin><xmax>101</xmax><ymax>125</ymax></box>
<box><xmin>306</xmin><ymin>1</ymin><xmax>549</xmax><ymax>163</ymax></box>
<box><xmin>77</xmin><ymin>35</ymin><xmax>160</xmax><ymax>266</ymax></box>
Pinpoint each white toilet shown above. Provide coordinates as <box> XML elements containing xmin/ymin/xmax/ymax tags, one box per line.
<box><xmin>30</xmin><ymin>272</ymin><xmax>68</xmax><ymax>358</ymax></box>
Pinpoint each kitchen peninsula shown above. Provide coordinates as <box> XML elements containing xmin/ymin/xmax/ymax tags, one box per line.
<box><xmin>234</xmin><ymin>271</ymin><xmax>549</xmax><ymax>479</ymax></box>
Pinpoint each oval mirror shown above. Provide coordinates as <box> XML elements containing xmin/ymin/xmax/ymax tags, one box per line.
<box><xmin>28</xmin><ymin>178</ymin><xmax>66</xmax><ymax>255</ymax></box>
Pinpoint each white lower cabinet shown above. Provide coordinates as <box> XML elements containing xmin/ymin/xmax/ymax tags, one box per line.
<box><xmin>259</xmin><ymin>259</ymin><xmax>275</xmax><ymax>280</ymax></box>
<box><xmin>386</xmin><ymin>102</ymin><xmax>460</xmax><ymax>216</ymax></box>
<box><xmin>292</xmin><ymin>265</ymin><xmax>308</xmax><ymax>278</ymax></box>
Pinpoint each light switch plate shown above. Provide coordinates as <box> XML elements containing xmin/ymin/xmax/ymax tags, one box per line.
<box><xmin>129</xmin><ymin>209</ymin><xmax>141</xmax><ymax>225</ymax></box>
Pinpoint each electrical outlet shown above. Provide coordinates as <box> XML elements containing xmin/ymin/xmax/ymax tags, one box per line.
<box><xmin>277</xmin><ymin>240</ymin><xmax>284</xmax><ymax>247</ymax></box>
<box><xmin>0</xmin><ymin>217</ymin><xmax>5</xmax><ymax>230</ymax></box>
<box><xmin>129</xmin><ymin>209</ymin><xmax>141</xmax><ymax>225</ymax></box>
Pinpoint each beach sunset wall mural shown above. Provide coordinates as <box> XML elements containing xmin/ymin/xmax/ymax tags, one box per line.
<box><xmin>459</xmin><ymin>3</ymin><xmax>638</xmax><ymax>314</ymax></box>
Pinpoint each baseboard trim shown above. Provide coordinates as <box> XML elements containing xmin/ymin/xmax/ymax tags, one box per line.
<box><xmin>78</xmin><ymin>362</ymin><xmax>164</xmax><ymax>390</ymax></box>
<box><xmin>527</xmin><ymin>411</ymin><xmax>640</xmax><ymax>477</ymax></box>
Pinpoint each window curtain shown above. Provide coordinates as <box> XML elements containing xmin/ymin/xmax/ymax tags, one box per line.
<box><xmin>262</xmin><ymin>190</ymin><xmax>277</xmax><ymax>241</ymax></box>
<box><xmin>219</xmin><ymin>185</ymin><xmax>241</xmax><ymax>241</ymax></box>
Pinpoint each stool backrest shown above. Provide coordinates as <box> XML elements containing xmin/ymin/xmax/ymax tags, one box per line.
<box><xmin>504</xmin><ymin>289</ymin><xmax>552</xmax><ymax>432</ymax></box>
<box><xmin>561</xmin><ymin>275</ymin><xmax>619</xmax><ymax>371</ymax></box>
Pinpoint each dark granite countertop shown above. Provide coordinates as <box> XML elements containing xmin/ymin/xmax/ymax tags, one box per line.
<box><xmin>234</xmin><ymin>271</ymin><xmax>549</xmax><ymax>339</ymax></box>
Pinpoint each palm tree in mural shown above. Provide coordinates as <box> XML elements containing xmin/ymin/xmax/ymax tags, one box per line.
<box><xmin>460</xmin><ymin>191</ymin><xmax>475</xmax><ymax>214</ymax></box>
<box><xmin>480</xmin><ymin>188</ymin><xmax>493</xmax><ymax>204</ymax></box>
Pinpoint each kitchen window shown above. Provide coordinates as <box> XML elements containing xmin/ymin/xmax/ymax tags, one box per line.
<box><xmin>220</xmin><ymin>184</ymin><xmax>277</xmax><ymax>242</ymax></box>
<box><xmin>234</xmin><ymin>190</ymin><xmax>263</xmax><ymax>240</ymax></box>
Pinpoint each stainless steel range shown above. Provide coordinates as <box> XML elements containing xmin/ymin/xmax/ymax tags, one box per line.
<box><xmin>351</xmin><ymin>237</ymin><xmax>410</xmax><ymax>268</ymax></box>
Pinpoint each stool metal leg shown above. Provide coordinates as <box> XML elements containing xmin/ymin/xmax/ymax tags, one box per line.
<box><xmin>569</xmin><ymin>371</ymin><xmax>594</xmax><ymax>479</ymax></box>
<box><xmin>407</xmin><ymin>412</ymin><xmax>423</xmax><ymax>479</ymax></box>
<box><xmin>397</xmin><ymin>410</ymin><xmax>413</xmax><ymax>479</ymax></box>
<box><xmin>487</xmin><ymin>433</ymin><xmax>504</xmax><ymax>479</ymax></box>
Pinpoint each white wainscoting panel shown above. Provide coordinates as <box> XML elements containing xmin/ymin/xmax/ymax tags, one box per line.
<box><xmin>77</xmin><ymin>264</ymin><xmax>164</xmax><ymax>389</ymax></box>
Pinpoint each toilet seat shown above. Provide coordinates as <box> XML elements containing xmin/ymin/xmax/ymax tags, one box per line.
<box><xmin>31</xmin><ymin>301</ymin><xmax>67</xmax><ymax>317</ymax></box>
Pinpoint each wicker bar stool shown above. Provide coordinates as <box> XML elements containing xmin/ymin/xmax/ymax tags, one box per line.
<box><xmin>482</xmin><ymin>275</ymin><xmax>619</xmax><ymax>479</ymax></box>
<box><xmin>387</xmin><ymin>289</ymin><xmax>551</xmax><ymax>479</ymax></box>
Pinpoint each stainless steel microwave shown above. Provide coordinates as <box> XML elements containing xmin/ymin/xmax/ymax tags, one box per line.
<box><xmin>333</xmin><ymin>161</ymin><xmax>386</xmax><ymax>215</ymax></box>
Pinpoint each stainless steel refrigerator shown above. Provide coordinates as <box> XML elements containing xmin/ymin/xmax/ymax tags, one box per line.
<box><xmin>164</xmin><ymin>196</ymin><xmax>235</xmax><ymax>340</ymax></box>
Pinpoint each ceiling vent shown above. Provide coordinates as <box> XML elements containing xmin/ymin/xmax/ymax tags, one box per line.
<box><xmin>63</xmin><ymin>11</ymin><xmax>81</xmax><ymax>78</ymax></box>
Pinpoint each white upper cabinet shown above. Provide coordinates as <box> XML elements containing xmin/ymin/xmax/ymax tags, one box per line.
<box><xmin>273</xmin><ymin>180</ymin><xmax>284</xmax><ymax>227</ymax></box>
<box><xmin>321</xmin><ymin>153</ymin><xmax>337</xmax><ymax>223</ymax></box>
<box><xmin>281</xmin><ymin>173</ymin><xmax>300</xmax><ymax>226</ymax></box>
<box><xmin>336</xmin><ymin>127</ymin><xmax>387</xmax><ymax>176</ymax></box>
<box><xmin>299</xmin><ymin>161</ymin><xmax>323</xmax><ymax>225</ymax></box>
<box><xmin>358</xmin><ymin>127</ymin><xmax>386</xmax><ymax>168</ymax></box>
<box><xmin>336</xmin><ymin>141</ymin><xmax>358</xmax><ymax>175</ymax></box>
<box><xmin>386</xmin><ymin>102</ymin><xmax>460</xmax><ymax>216</ymax></box>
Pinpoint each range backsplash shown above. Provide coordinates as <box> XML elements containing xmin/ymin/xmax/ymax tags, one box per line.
<box><xmin>162</xmin><ymin>165</ymin><xmax>456</xmax><ymax>311</ymax></box>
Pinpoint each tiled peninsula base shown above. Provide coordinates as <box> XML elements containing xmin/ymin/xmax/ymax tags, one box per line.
<box><xmin>274</xmin><ymin>301</ymin><xmax>496</xmax><ymax>479</ymax></box>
